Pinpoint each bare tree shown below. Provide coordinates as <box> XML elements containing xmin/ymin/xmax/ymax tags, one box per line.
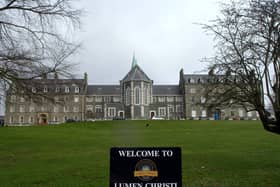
<box><xmin>0</xmin><ymin>0</ymin><xmax>82</xmax><ymax>96</ymax></box>
<box><xmin>202</xmin><ymin>0</ymin><xmax>280</xmax><ymax>134</ymax></box>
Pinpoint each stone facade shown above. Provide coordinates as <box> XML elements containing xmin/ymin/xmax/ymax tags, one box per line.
<box><xmin>4</xmin><ymin>59</ymin><xmax>259</xmax><ymax>125</ymax></box>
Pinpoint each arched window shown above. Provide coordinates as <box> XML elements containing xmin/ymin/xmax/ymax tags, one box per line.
<box><xmin>126</xmin><ymin>88</ymin><xmax>131</xmax><ymax>105</ymax></box>
<box><xmin>135</xmin><ymin>87</ymin><xmax>140</xmax><ymax>105</ymax></box>
<box><xmin>143</xmin><ymin>87</ymin><xmax>148</xmax><ymax>105</ymax></box>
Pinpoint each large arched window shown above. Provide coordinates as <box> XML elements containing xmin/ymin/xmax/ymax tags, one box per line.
<box><xmin>135</xmin><ymin>87</ymin><xmax>140</xmax><ymax>105</ymax></box>
<box><xmin>126</xmin><ymin>88</ymin><xmax>131</xmax><ymax>105</ymax></box>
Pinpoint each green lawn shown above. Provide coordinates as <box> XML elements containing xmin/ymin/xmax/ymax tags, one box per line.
<box><xmin>0</xmin><ymin>120</ymin><xmax>280</xmax><ymax>187</ymax></box>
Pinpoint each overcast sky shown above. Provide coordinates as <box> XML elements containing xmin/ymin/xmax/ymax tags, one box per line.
<box><xmin>74</xmin><ymin>0</ymin><xmax>223</xmax><ymax>84</ymax></box>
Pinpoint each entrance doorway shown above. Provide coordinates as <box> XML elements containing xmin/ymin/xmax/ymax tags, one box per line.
<box><xmin>150</xmin><ymin>111</ymin><xmax>155</xmax><ymax>119</ymax></box>
<box><xmin>39</xmin><ymin>113</ymin><xmax>48</xmax><ymax>125</ymax></box>
<box><xmin>119</xmin><ymin>111</ymin><xmax>124</xmax><ymax>118</ymax></box>
<box><xmin>214</xmin><ymin>109</ymin><xmax>221</xmax><ymax>120</ymax></box>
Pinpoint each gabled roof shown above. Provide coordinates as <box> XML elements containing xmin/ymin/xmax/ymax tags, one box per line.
<box><xmin>87</xmin><ymin>85</ymin><xmax>120</xmax><ymax>95</ymax></box>
<box><xmin>122</xmin><ymin>64</ymin><xmax>152</xmax><ymax>82</ymax></box>
<box><xmin>153</xmin><ymin>85</ymin><xmax>181</xmax><ymax>96</ymax></box>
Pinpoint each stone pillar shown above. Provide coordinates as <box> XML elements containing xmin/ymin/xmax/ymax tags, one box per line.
<box><xmin>141</xmin><ymin>106</ymin><xmax>144</xmax><ymax>118</ymax></box>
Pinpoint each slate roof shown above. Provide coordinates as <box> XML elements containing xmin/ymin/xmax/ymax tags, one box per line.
<box><xmin>122</xmin><ymin>64</ymin><xmax>152</xmax><ymax>82</ymax></box>
<box><xmin>183</xmin><ymin>74</ymin><xmax>211</xmax><ymax>84</ymax></box>
<box><xmin>8</xmin><ymin>79</ymin><xmax>87</xmax><ymax>94</ymax></box>
<box><xmin>87</xmin><ymin>85</ymin><xmax>121</xmax><ymax>95</ymax></box>
<box><xmin>153</xmin><ymin>85</ymin><xmax>181</xmax><ymax>96</ymax></box>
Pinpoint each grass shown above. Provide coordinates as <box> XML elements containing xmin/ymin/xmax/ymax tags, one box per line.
<box><xmin>0</xmin><ymin>120</ymin><xmax>280</xmax><ymax>187</ymax></box>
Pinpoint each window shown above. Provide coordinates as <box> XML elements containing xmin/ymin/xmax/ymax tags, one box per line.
<box><xmin>95</xmin><ymin>96</ymin><xmax>103</xmax><ymax>102</ymax></box>
<box><xmin>239</xmin><ymin>109</ymin><xmax>244</xmax><ymax>117</ymax></box>
<box><xmin>10</xmin><ymin>106</ymin><xmax>15</xmax><ymax>113</ymax></box>
<box><xmin>20</xmin><ymin>97</ymin><xmax>25</xmax><ymax>102</ymax></box>
<box><xmin>30</xmin><ymin>116</ymin><xmax>34</xmax><ymax>123</ymax></box>
<box><xmin>75</xmin><ymin>87</ymin><xmax>80</xmax><ymax>93</ymax></box>
<box><xmin>41</xmin><ymin>106</ymin><xmax>46</xmax><ymax>112</ymax></box>
<box><xmin>74</xmin><ymin>96</ymin><xmax>79</xmax><ymax>103</ymax></box>
<box><xmin>29</xmin><ymin>106</ymin><xmax>35</xmax><ymax>112</ymax></box>
<box><xmin>54</xmin><ymin>106</ymin><xmax>59</xmax><ymax>112</ymax></box>
<box><xmin>11</xmin><ymin>95</ymin><xmax>16</xmax><ymax>102</ymax></box>
<box><xmin>190</xmin><ymin>88</ymin><xmax>196</xmax><ymax>94</ymax></box>
<box><xmin>168</xmin><ymin>105</ymin><xmax>174</xmax><ymax>113</ymax></box>
<box><xmin>191</xmin><ymin>96</ymin><xmax>195</xmax><ymax>103</ymax></box>
<box><xmin>64</xmin><ymin>106</ymin><xmax>69</xmax><ymax>112</ymax></box>
<box><xmin>153</xmin><ymin>97</ymin><xmax>157</xmax><ymax>103</ymax></box>
<box><xmin>135</xmin><ymin>87</ymin><xmax>140</xmax><ymax>105</ymax></box>
<box><xmin>113</xmin><ymin>96</ymin><xmax>120</xmax><ymax>103</ymax></box>
<box><xmin>42</xmin><ymin>97</ymin><xmax>47</xmax><ymax>103</ymax></box>
<box><xmin>231</xmin><ymin>111</ymin><xmax>235</xmax><ymax>117</ymax></box>
<box><xmin>19</xmin><ymin>106</ymin><xmax>25</xmax><ymax>113</ymax></box>
<box><xmin>104</xmin><ymin>96</ymin><xmax>111</xmax><ymax>103</ymax></box>
<box><xmin>86</xmin><ymin>97</ymin><xmax>93</xmax><ymax>102</ymax></box>
<box><xmin>158</xmin><ymin>107</ymin><xmax>166</xmax><ymax>117</ymax></box>
<box><xmin>95</xmin><ymin>105</ymin><xmax>102</xmax><ymax>113</ymax></box>
<box><xmin>167</xmin><ymin>97</ymin><xmax>174</xmax><ymax>102</ymax></box>
<box><xmin>10</xmin><ymin>116</ymin><xmax>14</xmax><ymax>123</ymax></box>
<box><xmin>126</xmin><ymin>88</ymin><xmax>131</xmax><ymax>105</ymax></box>
<box><xmin>158</xmin><ymin>97</ymin><xmax>165</xmax><ymax>102</ymax></box>
<box><xmin>55</xmin><ymin>87</ymin><xmax>60</xmax><ymax>93</ymax></box>
<box><xmin>108</xmin><ymin>107</ymin><xmax>116</xmax><ymax>117</ymax></box>
<box><xmin>247</xmin><ymin>111</ymin><xmax>253</xmax><ymax>117</ymax></box>
<box><xmin>200</xmin><ymin>96</ymin><xmax>206</xmax><ymax>103</ymax></box>
<box><xmin>86</xmin><ymin>105</ymin><xmax>93</xmax><ymax>112</ymax></box>
<box><xmin>20</xmin><ymin>116</ymin><xmax>24</xmax><ymax>123</ymax></box>
<box><xmin>175</xmin><ymin>97</ymin><xmax>183</xmax><ymax>102</ymax></box>
<box><xmin>54</xmin><ymin>96</ymin><xmax>59</xmax><ymax>102</ymax></box>
<box><xmin>191</xmin><ymin>110</ymin><xmax>197</xmax><ymax>117</ymax></box>
<box><xmin>201</xmin><ymin>110</ymin><xmax>207</xmax><ymax>117</ymax></box>
<box><xmin>65</xmin><ymin>86</ymin><xmax>70</xmax><ymax>93</ymax></box>
<box><xmin>43</xmin><ymin>86</ymin><xmax>48</xmax><ymax>93</ymax></box>
<box><xmin>54</xmin><ymin>116</ymin><xmax>58</xmax><ymax>122</ymax></box>
<box><xmin>32</xmin><ymin>87</ymin><xmax>36</xmax><ymax>93</ymax></box>
<box><xmin>176</xmin><ymin>105</ymin><xmax>182</xmax><ymax>113</ymax></box>
<box><xmin>143</xmin><ymin>87</ymin><xmax>148</xmax><ymax>105</ymax></box>
<box><xmin>73</xmin><ymin>106</ymin><xmax>79</xmax><ymax>112</ymax></box>
<box><xmin>64</xmin><ymin>96</ymin><xmax>69</xmax><ymax>102</ymax></box>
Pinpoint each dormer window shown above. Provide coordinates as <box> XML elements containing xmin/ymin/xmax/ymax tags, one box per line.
<box><xmin>43</xmin><ymin>86</ymin><xmax>48</xmax><ymax>93</ymax></box>
<box><xmin>65</xmin><ymin>86</ymin><xmax>70</xmax><ymax>93</ymax></box>
<box><xmin>55</xmin><ymin>87</ymin><xmax>60</xmax><ymax>93</ymax></box>
<box><xmin>75</xmin><ymin>87</ymin><xmax>80</xmax><ymax>93</ymax></box>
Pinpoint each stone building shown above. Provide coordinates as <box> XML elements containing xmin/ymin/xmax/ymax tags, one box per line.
<box><xmin>5</xmin><ymin>78</ymin><xmax>87</xmax><ymax>125</ymax></box>
<box><xmin>4</xmin><ymin>56</ymin><xmax>259</xmax><ymax>125</ymax></box>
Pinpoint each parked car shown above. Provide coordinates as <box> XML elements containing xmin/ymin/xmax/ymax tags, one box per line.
<box><xmin>86</xmin><ymin>118</ymin><xmax>96</xmax><ymax>122</ymax></box>
<box><xmin>152</xmin><ymin>116</ymin><xmax>164</xmax><ymax>120</ymax></box>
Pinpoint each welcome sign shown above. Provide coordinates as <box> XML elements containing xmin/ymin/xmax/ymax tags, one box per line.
<box><xmin>110</xmin><ymin>147</ymin><xmax>182</xmax><ymax>187</ymax></box>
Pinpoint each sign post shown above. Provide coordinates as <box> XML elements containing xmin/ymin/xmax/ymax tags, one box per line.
<box><xmin>110</xmin><ymin>147</ymin><xmax>182</xmax><ymax>187</ymax></box>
